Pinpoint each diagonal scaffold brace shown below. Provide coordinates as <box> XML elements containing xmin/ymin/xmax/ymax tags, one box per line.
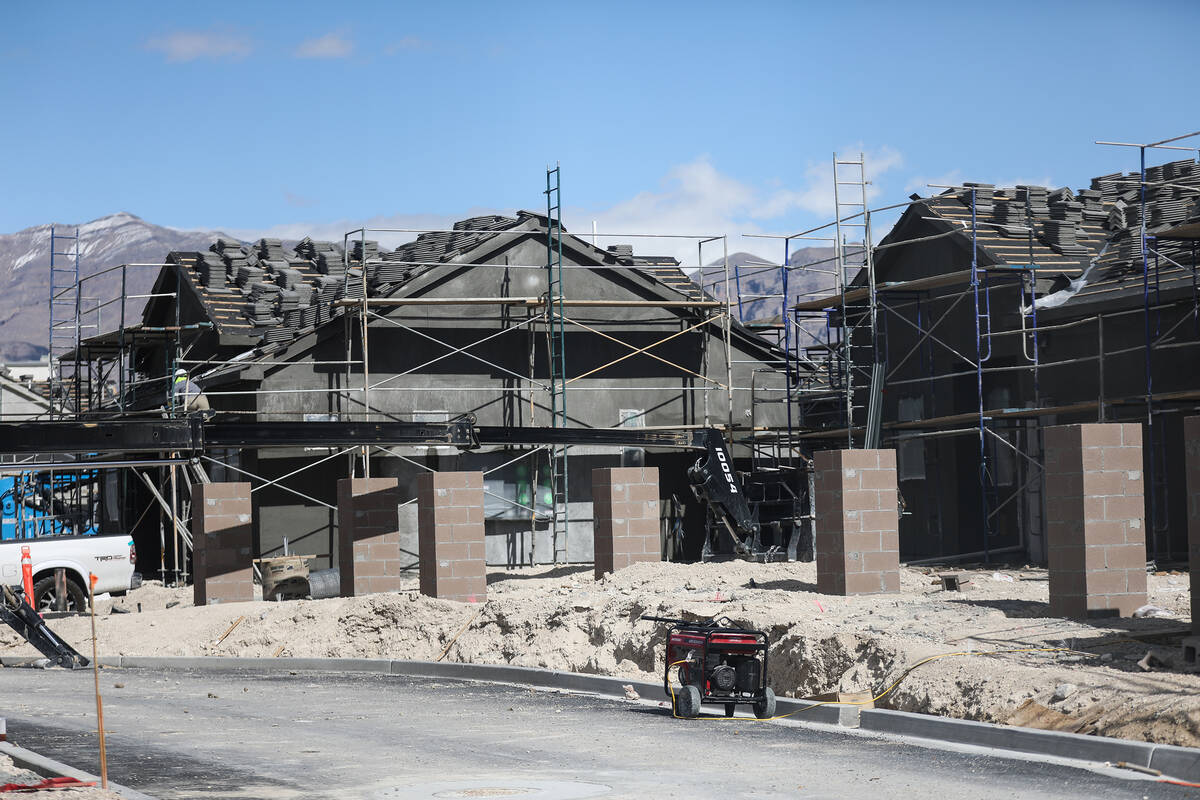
<box><xmin>0</xmin><ymin>585</ymin><xmax>89</xmax><ymax>669</ymax></box>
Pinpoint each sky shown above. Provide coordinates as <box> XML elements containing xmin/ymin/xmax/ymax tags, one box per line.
<box><xmin>2</xmin><ymin>0</ymin><xmax>1199</xmax><ymax>265</ymax></box>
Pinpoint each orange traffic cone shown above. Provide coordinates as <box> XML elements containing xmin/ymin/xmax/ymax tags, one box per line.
<box><xmin>20</xmin><ymin>546</ymin><xmax>35</xmax><ymax>609</ymax></box>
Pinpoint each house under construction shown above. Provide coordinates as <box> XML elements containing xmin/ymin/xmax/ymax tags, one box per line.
<box><xmin>12</xmin><ymin>136</ymin><xmax>1200</xmax><ymax>582</ymax></box>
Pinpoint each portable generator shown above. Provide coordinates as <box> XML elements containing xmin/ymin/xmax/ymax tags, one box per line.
<box><xmin>642</xmin><ymin>614</ymin><xmax>775</xmax><ymax>719</ymax></box>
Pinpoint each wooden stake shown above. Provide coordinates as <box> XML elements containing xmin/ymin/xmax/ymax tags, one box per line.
<box><xmin>436</xmin><ymin>609</ymin><xmax>483</xmax><ymax>662</ymax></box>
<box><xmin>88</xmin><ymin>573</ymin><xmax>108</xmax><ymax>789</ymax></box>
<box><xmin>215</xmin><ymin>616</ymin><xmax>245</xmax><ymax>646</ymax></box>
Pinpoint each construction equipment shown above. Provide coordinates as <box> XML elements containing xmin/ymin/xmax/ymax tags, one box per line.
<box><xmin>643</xmin><ymin>614</ymin><xmax>775</xmax><ymax>719</ymax></box>
<box><xmin>687</xmin><ymin>430</ymin><xmax>761</xmax><ymax>558</ymax></box>
<box><xmin>0</xmin><ymin>585</ymin><xmax>89</xmax><ymax>668</ymax></box>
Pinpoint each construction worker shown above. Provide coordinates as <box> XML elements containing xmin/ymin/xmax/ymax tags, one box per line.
<box><xmin>171</xmin><ymin>368</ymin><xmax>210</xmax><ymax>413</ymax></box>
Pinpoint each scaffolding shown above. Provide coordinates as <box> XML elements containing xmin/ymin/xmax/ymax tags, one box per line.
<box><xmin>42</xmin><ymin>134</ymin><xmax>1200</xmax><ymax>575</ymax></box>
<box><xmin>761</xmin><ymin>135</ymin><xmax>1200</xmax><ymax>564</ymax></box>
<box><xmin>38</xmin><ymin>166</ymin><xmax>798</xmax><ymax>579</ymax></box>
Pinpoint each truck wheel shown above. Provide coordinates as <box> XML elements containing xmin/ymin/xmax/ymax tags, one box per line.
<box><xmin>673</xmin><ymin>685</ymin><xmax>701</xmax><ymax>719</ymax></box>
<box><xmin>724</xmin><ymin>703</ymin><xmax>736</xmax><ymax>718</ymax></box>
<box><xmin>33</xmin><ymin>576</ymin><xmax>87</xmax><ymax>613</ymax></box>
<box><xmin>753</xmin><ymin>687</ymin><xmax>776</xmax><ymax>719</ymax></box>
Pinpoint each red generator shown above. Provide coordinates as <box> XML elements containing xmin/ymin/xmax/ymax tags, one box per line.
<box><xmin>643</xmin><ymin>615</ymin><xmax>775</xmax><ymax>719</ymax></box>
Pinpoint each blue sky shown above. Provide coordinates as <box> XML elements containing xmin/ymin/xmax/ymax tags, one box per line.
<box><xmin>2</xmin><ymin>0</ymin><xmax>1198</xmax><ymax>263</ymax></box>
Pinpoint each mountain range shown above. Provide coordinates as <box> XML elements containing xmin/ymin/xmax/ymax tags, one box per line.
<box><xmin>0</xmin><ymin>213</ymin><xmax>230</xmax><ymax>362</ymax></box>
<box><xmin>0</xmin><ymin>213</ymin><xmax>854</xmax><ymax>364</ymax></box>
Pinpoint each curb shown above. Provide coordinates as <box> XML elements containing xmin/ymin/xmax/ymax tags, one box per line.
<box><xmin>14</xmin><ymin>655</ymin><xmax>1200</xmax><ymax>782</ymax></box>
<box><xmin>0</xmin><ymin>741</ymin><xmax>158</xmax><ymax>800</ymax></box>
<box><xmin>100</xmin><ymin>655</ymin><xmax>854</xmax><ymax>727</ymax></box>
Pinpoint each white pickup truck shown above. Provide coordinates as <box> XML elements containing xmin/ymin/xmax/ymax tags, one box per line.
<box><xmin>0</xmin><ymin>535</ymin><xmax>140</xmax><ymax>612</ymax></box>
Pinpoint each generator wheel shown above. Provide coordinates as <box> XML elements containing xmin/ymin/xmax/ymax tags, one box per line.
<box><xmin>674</xmin><ymin>685</ymin><xmax>701</xmax><ymax>719</ymax></box>
<box><xmin>724</xmin><ymin>703</ymin><xmax>735</xmax><ymax>718</ymax></box>
<box><xmin>753</xmin><ymin>687</ymin><xmax>776</xmax><ymax>719</ymax></box>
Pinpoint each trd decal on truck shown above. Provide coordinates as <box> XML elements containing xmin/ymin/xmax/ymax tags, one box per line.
<box><xmin>94</xmin><ymin>555</ymin><xmax>126</xmax><ymax>561</ymax></box>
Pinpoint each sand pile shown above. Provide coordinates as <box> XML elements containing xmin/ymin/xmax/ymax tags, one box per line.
<box><xmin>1</xmin><ymin>562</ymin><xmax>1196</xmax><ymax>747</ymax></box>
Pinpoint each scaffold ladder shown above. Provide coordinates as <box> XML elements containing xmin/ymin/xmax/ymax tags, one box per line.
<box><xmin>545</xmin><ymin>164</ymin><xmax>569</xmax><ymax>562</ymax></box>
<box><xmin>831</xmin><ymin>154</ymin><xmax>881</xmax><ymax>448</ymax></box>
<box><xmin>48</xmin><ymin>226</ymin><xmax>81</xmax><ymax>419</ymax></box>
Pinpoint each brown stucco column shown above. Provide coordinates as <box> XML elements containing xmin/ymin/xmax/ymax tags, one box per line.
<box><xmin>337</xmin><ymin>477</ymin><xmax>406</xmax><ymax>597</ymax></box>
<box><xmin>416</xmin><ymin>472</ymin><xmax>486</xmax><ymax>602</ymax></box>
<box><xmin>813</xmin><ymin>450</ymin><xmax>900</xmax><ymax>596</ymax></box>
<box><xmin>1185</xmin><ymin>416</ymin><xmax>1200</xmax><ymax>633</ymax></box>
<box><xmin>592</xmin><ymin>467</ymin><xmax>660</xmax><ymax>580</ymax></box>
<box><xmin>1044</xmin><ymin>423</ymin><xmax>1147</xmax><ymax>618</ymax></box>
<box><xmin>192</xmin><ymin>482</ymin><xmax>254</xmax><ymax>606</ymax></box>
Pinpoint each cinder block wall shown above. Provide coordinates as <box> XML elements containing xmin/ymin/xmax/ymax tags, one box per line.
<box><xmin>417</xmin><ymin>471</ymin><xmax>486</xmax><ymax>602</ymax></box>
<box><xmin>1186</xmin><ymin>416</ymin><xmax>1200</xmax><ymax>632</ymax></box>
<box><xmin>592</xmin><ymin>467</ymin><xmax>660</xmax><ymax>580</ymax></box>
<box><xmin>813</xmin><ymin>450</ymin><xmax>899</xmax><ymax>596</ymax></box>
<box><xmin>1044</xmin><ymin>423</ymin><xmax>1146</xmax><ymax>618</ymax></box>
<box><xmin>192</xmin><ymin>482</ymin><xmax>254</xmax><ymax>605</ymax></box>
<box><xmin>337</xmin><ymin>477</ymin><xmax>406</xmax><ymax>597</ymax></box>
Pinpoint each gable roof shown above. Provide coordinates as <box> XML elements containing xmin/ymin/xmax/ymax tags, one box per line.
<box><xmin>864</xmin><ymin>160</ymin><xmax>1200</xmax><ymax>320</ymax></box>
<box><xmin>143</xmin><ymin>213</ymin><xmax>706</xmax><ymax>355</ymax></box>
<box><xmin>183</xmin><ymin>212</ymin><xmax>796</xmax><ymax>384</ymax></box>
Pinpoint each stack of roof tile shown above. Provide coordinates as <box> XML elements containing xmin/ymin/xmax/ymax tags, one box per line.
<box><xmin>1040</xmin><ymin>219</ymin><xmax>1088</xmax><ymax>256</ymax></box>
<box><xmin>1016</xmin><ymin>186</ymin><xmax>1051</xmax><ymax>217</ymax></box>
<box><xmin>991</xmin><ymin>194</ymin><xmax>1031</xmax><ymax>237</ymax></box>
<box><xmin>957</xmin><ymin>183</ymin><xmax>996</xmax><ymax>217</ymax></box>
<box><xmin>350</xmin><ymin>239</ymin><xmax>379</xmax><ymax>263</ymax></box>
<box><xmin>373</xmin><ymin>250</ymin><xmax>410</xmax><ymax>287</ymax></box>
<box><xmin>197</xmin><ymin>252</ymin><xmax>227</xmax><ymax>289</ymax></box>
<box><xmin>275</xmin><ymin>268</ymin><xmax>306</xmax><ymax>291</ymax></box>
<box><xmin>340</xmin><ymin>269</ymin><xmax>366</xmax><ymax>300</ymax></box>
<box><xmin>256</xmin><ymin>238</ymin><xmax>287</xmax><ymax>261</ymax></box>
<box><xmin>244</xmin><ymin>281</ymin><xmax>281</xmax><ymax>327</ymax></box>
<box><xmin>1077</xmin><ymin>189</ymin><xmax>1107</xmax><ymax>222</ymax></box>
<box><xmin>234</xmin><ymin>264</ymin><xmax>266</xmax><ymax>289</ymax></box>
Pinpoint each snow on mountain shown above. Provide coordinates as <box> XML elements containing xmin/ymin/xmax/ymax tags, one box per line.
<box><xmin>0</xmin><ymin>213</ymin><xmax>233</xmax><ymax>362</ymax></box>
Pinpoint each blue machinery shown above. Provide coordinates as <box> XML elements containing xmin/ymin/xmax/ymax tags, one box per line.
<box><xmin>0</xmin><ymin>471</ymin><xmax>100</xmax><ymax>541</ymax></box>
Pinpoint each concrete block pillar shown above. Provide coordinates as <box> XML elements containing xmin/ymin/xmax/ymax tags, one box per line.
<box><xmin>1044</xmin><ymin>423</ymin><xmax>1147</xmax><ymax>618</ymax></box>
<box><xmin>813</xmin><ymin>450</ymin><xmax>900</xmax><ymax>596</ymax></box>
<box><xmin>592</xmin><ymin>467</ymin><xmax>660</xmax><ymax>580</ymax></box>
<box><xmin>337</xmin><ymin>477</ymin><xmax>406</xmax><ymax>597</ymax></box>
<box><xmin>1185</xmin><ymin>416</ymin><xmax>1200</xmax><ymax>632</ymax></box>
<box><xmin>417</xmin><ymin>472</ymin><xmax>486</xmax><ymax>602</ymax></box>
<box><xmin>192</xmin><ymin>482</ymin><xmax>254</xmax><ymax>606</ymax></box>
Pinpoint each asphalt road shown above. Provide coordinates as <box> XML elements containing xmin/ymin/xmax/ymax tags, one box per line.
<box><xmin>0</xmin><ymin>666</ymin><xmax>1186</xmax><ymax>800</ymax></box>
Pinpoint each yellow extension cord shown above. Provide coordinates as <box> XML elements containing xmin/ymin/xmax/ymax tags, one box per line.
<box><xmin>666</xmin><ymin>647</ymin><xmax>1072</xmax><ymax>722</ymax></box>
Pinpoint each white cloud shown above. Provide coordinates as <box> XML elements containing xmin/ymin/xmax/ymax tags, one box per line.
<box><xmin>294</xmin><ymin>32</ymin><xmax>354</xmax><ymax>59</ymax></box>
<box><xmin>754</xmin><ymin>146</ymin><xmax>905</xmax><ymax>219</ymax></box>
<box><xmin>567</xmin><ymin>151</ymin><xmax>904</xmax><ymax>268</ymax></box>
<box><xmin>385</xmin><ymin>36</ymin><xmax>431</xmax><ymax>54</ymax></box>
<box><xmin>145</xmin><ymin>28</ymin><xmax>252</xmax><ymax>63</ymax></box>
<box><xmin>218</xmin><ymin>152</ymin><xmax>908</xmax><ymax>269</ymax></box>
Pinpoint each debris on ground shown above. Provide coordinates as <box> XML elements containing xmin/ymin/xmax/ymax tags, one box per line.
<box><xmin>0</xmin><ymin>752</ymin><xmax>121</xmax><ymax>799</ymax></box>
<box><xmin>0</xmin><ymin>564</ymin><xmax>1196</xmax><ymax>747</ymax></box>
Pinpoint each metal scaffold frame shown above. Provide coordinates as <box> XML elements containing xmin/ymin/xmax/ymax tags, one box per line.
<box><xmin>749</xmin><ymin>134</ymin><xmax>1200</xmax><ymax>564</ymax></box>
<box><xmin>35</xmin><ymin>166</ymin><xmax>799</xmax><ymax>577</ymax></box>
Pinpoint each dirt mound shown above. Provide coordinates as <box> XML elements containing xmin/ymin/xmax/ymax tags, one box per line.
<box><xmin>2</xmin><ymin>564</ymin><xmax>1196</xmax><ymax>747</ymax></box>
